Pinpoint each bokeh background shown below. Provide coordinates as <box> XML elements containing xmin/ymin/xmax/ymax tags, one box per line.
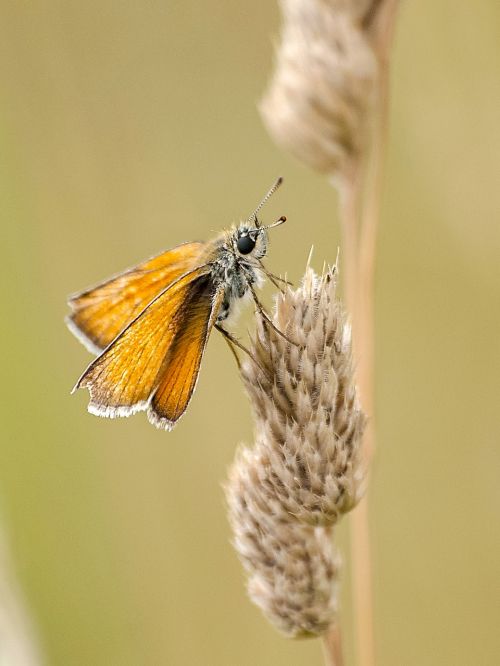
<box><xmin>1</xmin><ymin>2</ymin><xmax>499</xmax><ymax>665</ymax></box>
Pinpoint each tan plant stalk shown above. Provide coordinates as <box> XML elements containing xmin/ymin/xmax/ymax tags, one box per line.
<box><xmin>345</xmin><ymin>7</ymin><xmax>399</xmax><ymax>666</ymax></box>
<box><xmin>226</xmin><ymin>268</ymin><xmax>365</xmax><ymax>663</ymax></box>
<box><xmin>321</xmin><ymin>606</ymin><xmax>344</xmax><ymax>666</ymax></box>
<box><xmin>260</xmin><ymin>2</ymin><xmax>400</xmax><ymax>664</ymax></box>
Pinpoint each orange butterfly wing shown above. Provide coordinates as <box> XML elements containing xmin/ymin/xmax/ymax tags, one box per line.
<box><xmin>74</xmin><ymin>265</ymin><xmax>223</xmax><ymax>429</ymax></box>
<box><xmin>148</xmin><ymin>287</ymin><xmax>225</xmax><ymax>429</ymax></box>
<box><xmin>67</xmin><ymin>242</ymin><xmax>205</xmax><ymax>353</ymax></box>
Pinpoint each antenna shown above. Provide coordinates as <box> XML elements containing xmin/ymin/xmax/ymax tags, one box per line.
<box><xmin>247</xmin><ymin>177</ymin><xmax>283</xmax><ymax>227</ymax></box>
<box><xmin>259</xmin><ymin>215</ymin><xmax>287</xmax><ymax>232</ymax></box>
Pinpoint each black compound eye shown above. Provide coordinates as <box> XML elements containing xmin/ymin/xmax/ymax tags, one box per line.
<box><xmin>237</xmin><ymin>234</ymin><xmax>256</xmax><ymax>255</ymax></box>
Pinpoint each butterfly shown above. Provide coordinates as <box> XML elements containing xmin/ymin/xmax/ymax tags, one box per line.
<box><xmin>67</xmin><ymin>177</ymin><xmax>287</xmax><ymax>430</ymax></box>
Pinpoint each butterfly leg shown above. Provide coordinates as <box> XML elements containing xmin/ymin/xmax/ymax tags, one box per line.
<box><xmin>215</xmin><ymin>324</ymin><xmax>271</xmax><ymax>381</ymax></box>
<box><xmin>215</xmin><ymin>324</ymin><xmax>242</xmax><ymax>369</ymax></box>
<box><xmin>257</xmin><ymin>260</ymin><xmax>293</xmax><ymax>294</ymax></box>
<box><xmin>247</xmin><ymin>283</ymin><xmax>300</xmax><ymax>347</ymax></box>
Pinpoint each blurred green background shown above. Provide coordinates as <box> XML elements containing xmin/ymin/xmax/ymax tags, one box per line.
<box><xmin>1</xmin><ymin>2</ymin><xmax>499</xmax><ymax>665</ymax></box>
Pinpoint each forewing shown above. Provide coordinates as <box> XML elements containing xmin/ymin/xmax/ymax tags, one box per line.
<box><xmin>67</xmin><ymin>242</ymin><xmax>205</xmax><ymax>352</ymax></box>
<box><xmin>75</xmin><ymin>265</ymin><xmax>213</xmax><ymax>418</ymax></box>
<box><xmin>148</xmin><ymin>287</ymin><xmax>224</xmax><ymax>430</ymax></box>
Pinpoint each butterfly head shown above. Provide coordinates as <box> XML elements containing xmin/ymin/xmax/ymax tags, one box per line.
<box><xmin>229</xmin><ymin>177</ymin><xmax>286</xmax><ymax>261</ymax></box>
<box><xmin>234</xmin><ymin>223</ymin><xmax>266</xmax><ymax>259</ymax></box>
<box><xmin>233</xmin><ymin>215</ymin><xmax>287</xmax><ymax>260</ymax></box>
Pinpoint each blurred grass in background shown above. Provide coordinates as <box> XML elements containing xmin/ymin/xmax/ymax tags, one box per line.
<box><xmin>0</xmin><ymin>2</ymin><xmax>499</xmax><ymax>664</ymax></box>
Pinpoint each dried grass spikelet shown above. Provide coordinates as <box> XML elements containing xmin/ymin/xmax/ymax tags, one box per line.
<box><xmin>244</xmin><ymin>266</ymin><xmax>365</xmax><ymax>526</ymax></box>
<box><xmin>226</xmin><ymin>266</ymin><xmax>365</xmax><ymax>637</ymax></box>
<box><xmin>227</xmin><ymin>450</ymin><xmax>340</xmax><ymax>637</ymax></box>
<box><xmin>260</xmin><ymin>0</ymin><xmax>379</xmax><ymax>176</ymax></box>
